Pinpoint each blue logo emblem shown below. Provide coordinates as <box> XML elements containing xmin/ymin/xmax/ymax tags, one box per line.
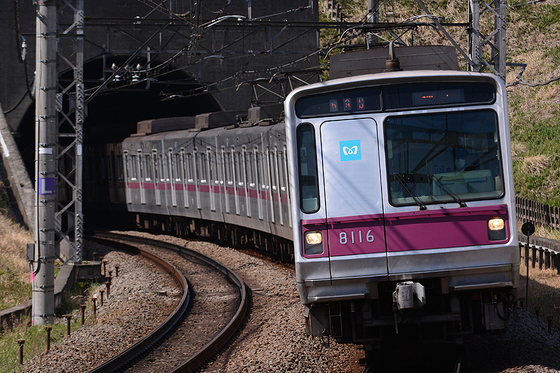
<box><xmin>340</xmin><ymin>140</ymin><xmax>361</xmax><ymax>162</ymax></box>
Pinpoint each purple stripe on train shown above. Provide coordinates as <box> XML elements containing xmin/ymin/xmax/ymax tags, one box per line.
<box><xmin>301</xmin><ymin>205</ymin><xmax>509</xmax><ymax>258</ymax></box>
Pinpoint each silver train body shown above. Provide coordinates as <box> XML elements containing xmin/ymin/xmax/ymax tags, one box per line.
<box><xmin>284</xmin><ymin>70</ymin><xmax>519</xmax><ymax>345</ymax></box>
<box><xmin>119</xmin><ymin>119</ymin><xmax>293</xmax><ymax>247</ymax></box>
<box><xmin>107</xmin><ymin>69</ymin><xmax>518</xmax><ymax>347</ymax></box>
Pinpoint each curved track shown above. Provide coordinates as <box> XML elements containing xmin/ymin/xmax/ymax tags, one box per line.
<box><xmin>86</xmin><ymin>232</ymin><xmax>250</xmax><ymax>373</ymax></box>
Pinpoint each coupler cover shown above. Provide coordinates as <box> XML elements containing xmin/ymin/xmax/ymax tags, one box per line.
<box><xmin>392</xmin><ymin>281</ymin><xmax>426</xmax><ymax>310</ymax></box>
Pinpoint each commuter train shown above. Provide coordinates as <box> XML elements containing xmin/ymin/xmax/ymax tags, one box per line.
<box><xmin>284</xmin><ymin>70</ymin><xmax>519</xmax><ymax>348</ymax></box>
<box><xmin>86</xmin><ymin>60</ymin><xmax>519</xmax><ymax>350</ymax></box>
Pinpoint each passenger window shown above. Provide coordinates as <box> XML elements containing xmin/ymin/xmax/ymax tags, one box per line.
<box><xmin>185</xmin><ymin>153</ymin><xmax>194</xmax><ymax>183</ymax></box>
<box><xmin>144</xmin><ymin>155</ymin><xmax>152</xmax><ymax>181</ymax></box>
<box><xmin>129</xmin><ymin>154</ymin><xmax>137</xmax><ymax>180</ymax></box>
<box><xmin>297</xmin><ymin>123</ymin><xmax>320</xmax><ymax>213</ymax></box>
<box><xmin>117</xmin><ymin>155</ymin><xmax>124</xmax><ymax>180</ymax></box>
<box><xmin>152</xmin><ymin>150</ymin><xmax>159</xmax><ymax>182</ymax></box>
<box><xmin>234</xmin><ymin>150</ymin><xmax>243</xmax><ymax>187</ymax></box>
<box><xmin>199</xmin><ymin>151</ymin><xmax>208</xmax><ymax>183</ymax></box>
<box><xmin>175</xmin><ymin>154</ymin><xmax>181</xmax><ymax>181</ymax></box>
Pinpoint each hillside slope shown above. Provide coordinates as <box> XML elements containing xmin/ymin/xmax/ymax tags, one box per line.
<box><xmin>320</xmin><ymin>0</ymin><xmax>560</xmax><ymax>207</ymax></box>
<box><xmin>0</xmin><ymin>181</ymin><xmax>32</xmax><ymax>310</ymax></box>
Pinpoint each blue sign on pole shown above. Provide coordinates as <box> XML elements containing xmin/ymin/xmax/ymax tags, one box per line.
<box><xmin>38</xmin><ymin>178</ymin><xmax>55</xmax><ymax>195</ymax></box>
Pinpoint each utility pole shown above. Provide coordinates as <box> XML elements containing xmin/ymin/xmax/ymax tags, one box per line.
<box><xmin>366</xmin><ymin>0</ymin><xmax>380</xmax><ymax>47</ymax></box>
<box><xmin>33</xmin><ymin>0</ymin><xmax>57</xmax><ymax>325</ymax></box>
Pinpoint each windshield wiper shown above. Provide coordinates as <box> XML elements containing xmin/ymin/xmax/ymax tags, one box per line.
<box><xmin>394</xmin><ymin>173</ymin><xmax>427</xmax><ymax>210</ymax></box>
<box><xmin>428</xmin><ymin>174</ymin><xmax>467</xmax><ymax>208</ymax></box>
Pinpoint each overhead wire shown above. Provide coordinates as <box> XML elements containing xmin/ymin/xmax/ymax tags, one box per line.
<box><xmin>5</xmin><ymin>0</ymin><xmax>34</xmax><ymax>117</ymax></box>
<box><xmin>88</xmin><ymin>0</ymin><xmax>553</xmax><ymax>101</ymax></box>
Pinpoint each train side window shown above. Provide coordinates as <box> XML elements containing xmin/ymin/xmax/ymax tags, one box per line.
<box><xmin>297</xmin><ymin>123</ymin><xmax>320</xmax><ymax>213</ymax></box>
<box><xmin>159</xmin><ymin>155</ymin><xmax>166</xmax><ymax>182</ymax></box>
<box><xmin>246</xmin><ymin>151</ymin><xmax>255</xmax><ymax>187</ymax></box>
<box><xmin>152</xmin><ymin>150</ymin><xmax>159</xmax><ymax>181</ymax></box>
<box><xmin>138</xmin><ymin>149</ymin><xmax>146</xmax><ymax>181</ymax></box>
<box><xmin>185</xmin><ymin>153</ymin><xmax>194</xmax><ymax>183</ymax></box>
<box><xmin>179</xmin><ymin>149</ymin><xmax>186</xmax><ymax>181</ymax></box>
<box><xmin>224</xmin><ymin>151</ymin><xmax>233</xmax><ymax>186</ymax></box>
<box><xmin>199</xmin><ymin>151</ymin><xmax>208</xmax><ymax>183</ymax></box>
<box><xmin>110</xmin><ymin>152</ymin><xmax>116</xmax><ymax>181</ymax></box>
<box><xmin>243</xmin><ymin>146</ymin><xmax>253</xmax><ymax>187</ymax></box>
<box><xmin>129</xmin><ymin>154</ymin><xmax>137</xmax><ymax>180</ymax></box>
<box><xmin>207</xmin><ymin>148</ymin><xmax>216</xmax><ymax>185</ymax></box>
<box><xmin>270</xmin><ymin>147</ymin><xmax>278</xmax><ymax>192</ymax></box>
<box><xmin>234</xmin><ymin>149</ymin><xmax>243</xmax><ymax>187</ymax></box>
<box><xmin>117</xmin><ymin>155</ymin><xmax>124</xmax><ymax>180</ymax></box>
<box><xmin>137</xmin><ymin>150</ymin><xmax>143</xmax><ymax>181</ymax></box>
<box><xmin>174</xmin><ymin>153</ymin><xmax>181</xmax><ymax>182</ymax></box>
<box><xmin>144</xmin><ymin>154</ymin><xmax>152</xmax><ymax>181</ymax></box>
<box><xmin>259</xmin><ymin>151</ymin><xmax>268</xmax><ymax>190</ymax></box>
<box><xmin>281</xmin><ymin>145</ymin><xmax>289</xmax><ymax>194</ymax></box>
<box><xmin>253</xmin><ymin>146</ymin><xmax>260</xmax><ymax>189</ymax></box>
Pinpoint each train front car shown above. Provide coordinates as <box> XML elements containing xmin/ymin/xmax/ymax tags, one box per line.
<box><xmin>285</xmin><ymin>71</ymin><xmax>519</xmax><ymax>348</ymax></box>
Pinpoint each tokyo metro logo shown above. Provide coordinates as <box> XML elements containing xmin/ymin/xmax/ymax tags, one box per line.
<box><xmin>340</xmin><ymin>140</ymin><xmax>361</xmax><ymax>162</ymax></box>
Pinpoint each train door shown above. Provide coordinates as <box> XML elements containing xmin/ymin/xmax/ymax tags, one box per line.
<box><xmin>320</xmin><ymin>118</ymin><xmax>387</xmax><ymax>279</ymax></box>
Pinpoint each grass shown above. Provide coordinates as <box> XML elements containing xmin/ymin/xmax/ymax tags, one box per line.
<box><xmin>315</xmin><ymin>0</ymin><xmax>560</xmax><ymax>208</ymax></box>
<box><xmin>0</xmin><ymin>182</ymin><xmax>33</xmax><ymax>311</ymax></box>
<box><xmin>0</xmin><ymin>181</ymin><xmax>101</xmax><ymax>371</ymax></box>
<box><xmin>0</xmin><ymin>314</ymin><xmax>95</xmax><ymax>372</ymax></box>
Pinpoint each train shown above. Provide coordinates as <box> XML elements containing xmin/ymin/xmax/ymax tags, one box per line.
<box><xmin>85</xmin><ymin>47</ymin><xmax>520</xmax><ymax>352</ymax></box>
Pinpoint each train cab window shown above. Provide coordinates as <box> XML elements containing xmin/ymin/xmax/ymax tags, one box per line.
<box><xmin>385</xmin><ymin>109</ymin><xmax>504</xmax><ymax>207</ymax></box>
<box><xmin>296</xmin><ymin>123</ymin><xmax>320</xmax><ymax>213</ymax></box>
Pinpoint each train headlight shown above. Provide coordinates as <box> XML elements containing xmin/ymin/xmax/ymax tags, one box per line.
<box><xmin>488</xmin><ymin>217</ymin><xmax>507</xmax><ymax>241</ymax></box>
<box><xmin>304</xmin><ymin>231</ymin><xmax>324</xmax><ymax>255</ymax></box>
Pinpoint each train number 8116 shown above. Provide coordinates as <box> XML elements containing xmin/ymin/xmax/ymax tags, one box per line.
<box><xmin>339</xmin><ymin>230</ymin><xmax>375</xmax><ymax>245</ymax></box>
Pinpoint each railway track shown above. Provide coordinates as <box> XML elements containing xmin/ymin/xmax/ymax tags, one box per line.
<box><xmin>87</xmin><ymin>232</ymin><xmax>250</xmax><ymax>373</ymax></box>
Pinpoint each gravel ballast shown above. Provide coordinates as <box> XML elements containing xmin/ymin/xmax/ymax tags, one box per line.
<box><xmin>16</xmin><ymin>232</ymin><xmax>560</xmax><ymax>372</ymax></box>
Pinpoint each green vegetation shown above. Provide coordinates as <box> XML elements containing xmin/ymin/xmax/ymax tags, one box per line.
<box><xmin>316</xmin><ymin>0</ymin><xmax>560</xmax><ymax>208</ymax></box>
<box><xmin>506</xmin><ymin>0</ymin><xmax>560</xmax><ymax>207</ymax></box>
<box><xmin>0</xmin><ymin>315</ymin><xmax>94</xmax><ymax>372</ymax></box>
<box><xmin>0</xmin><ymin>182</ymin><xmax>32</xmax><ymax>311</ymax></box>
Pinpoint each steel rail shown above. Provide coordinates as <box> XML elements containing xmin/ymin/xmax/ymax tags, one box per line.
<box><xmin>86</xmin><ymin>231</ymin><xmax>249</xmax><ymax>373</ymax></box>
<box><xmin>85</xmin><ymin>233</ymin><xmax>190</xmax><ymax>373</ymax></box>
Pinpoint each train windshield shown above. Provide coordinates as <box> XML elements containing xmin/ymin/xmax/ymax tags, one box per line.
<box><xmin>385</xmin><ymin>109</ymin><xmax>504</xmax><ymax>207</ymax></box>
